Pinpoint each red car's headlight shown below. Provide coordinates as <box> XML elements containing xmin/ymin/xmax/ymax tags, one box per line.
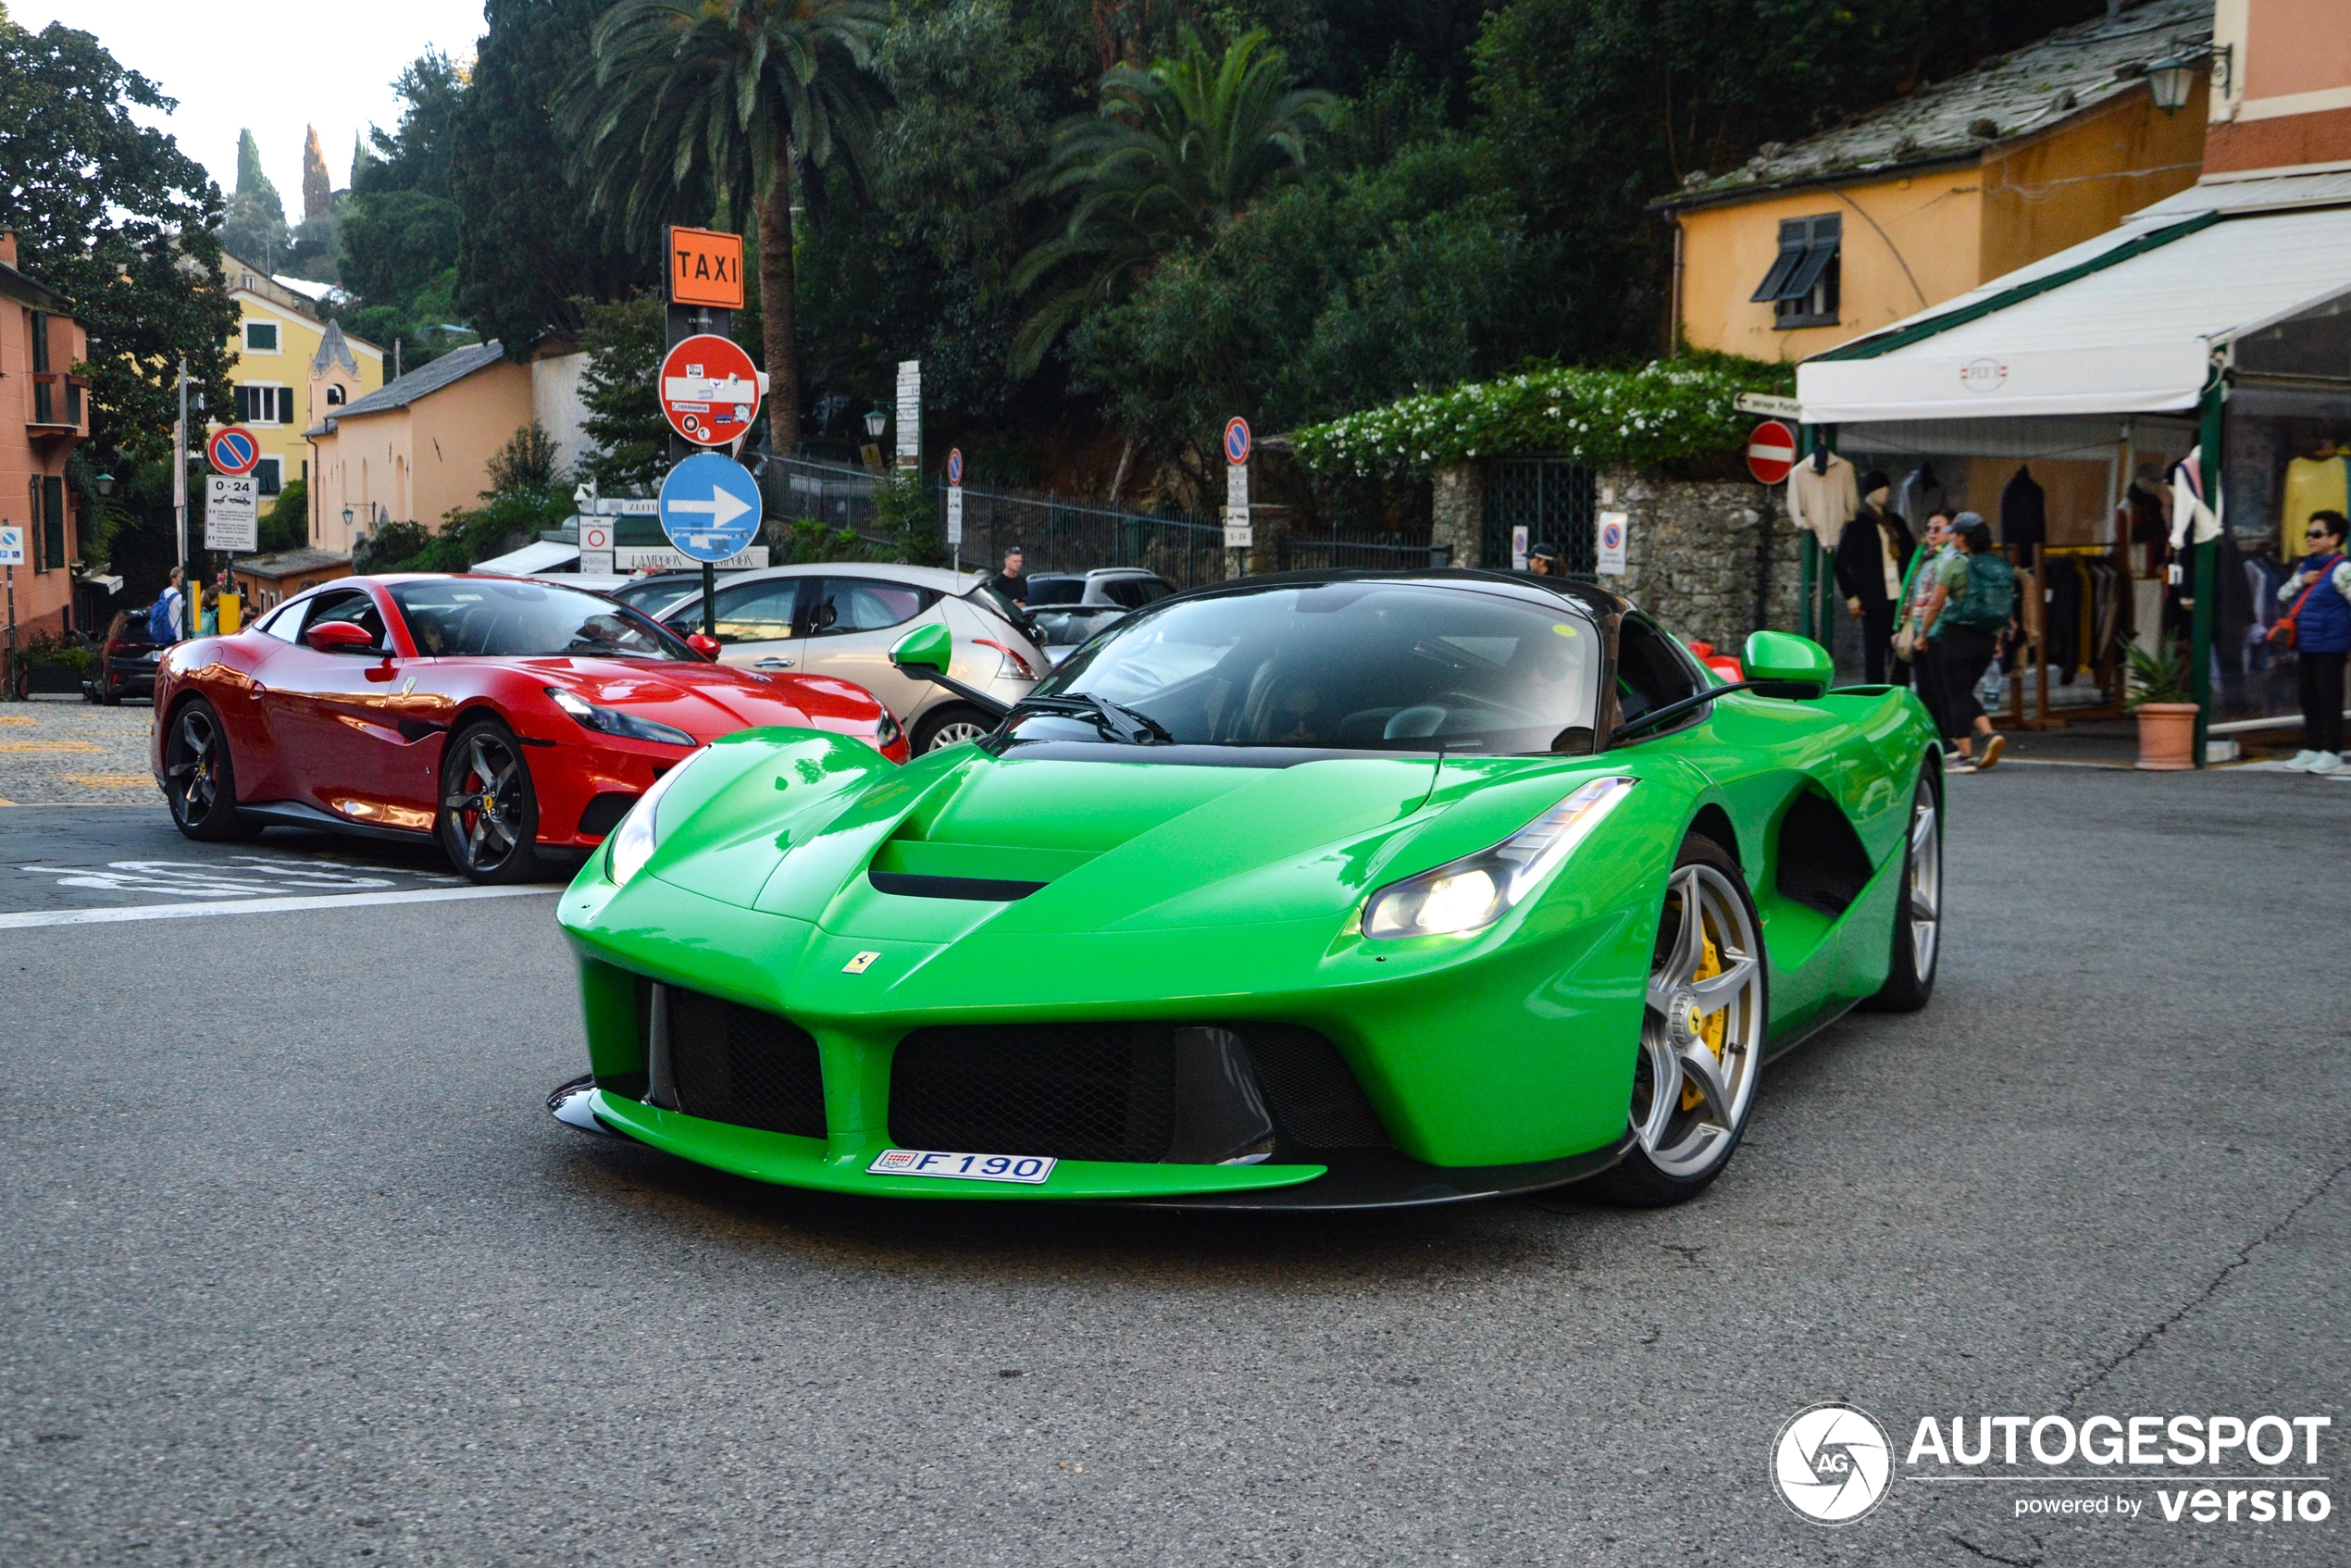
<box><xmin>547</xmin><ymin>687</ymin><xmax>696</xmax><ymax>748</ymax></box>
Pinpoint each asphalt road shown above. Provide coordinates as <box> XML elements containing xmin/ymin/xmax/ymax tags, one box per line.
<box><xmin>2</xmin><ymin>764</ymin><xmax>2345</xmax><ymax>1567</ymax></box>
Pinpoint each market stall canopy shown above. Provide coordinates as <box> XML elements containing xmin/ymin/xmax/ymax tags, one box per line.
<box><xmin>1797</xmin><ymin>203</ymin><xmax>2351</xmax><ymax>424</ymax></box>
<box><xmin>469</xmin><ymin>539</ymin><xmax>580</xmax><ymax>577</ymax></box>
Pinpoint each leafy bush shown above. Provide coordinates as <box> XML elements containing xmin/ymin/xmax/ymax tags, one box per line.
<box><xmin>17</xmin><ymin>628</ymin><xmax>93</xmax><ymax>668</ymax></box>
<box><xmin>367</xmin><ymin>486</ymin><xmax>573</xmax><ymax>573</ymax></box>
<box><xmin>1290</xmin><ymin>352</ymin><xmax>1795</xmax><ymax>479</ymax></box>
<box><xmin>2125</xmin><ymin>641</ymin><xmax>2191</xmax><ymax>709</ymax></box>
<box><xmin>259</xmin><ymin>479</ymin><xmax>309</xmax><ymax>554</ymax></box>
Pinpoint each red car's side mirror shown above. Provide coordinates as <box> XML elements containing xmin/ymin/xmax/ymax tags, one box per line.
<box><xmin>686</xmin><ymin>633</ymin><xmax>721</xmax><ymax>660</ymax></box>
<box><xmin>306</xmin><ymin>621</ymin><xmax>379</xmax><ymax>654</ymax></box>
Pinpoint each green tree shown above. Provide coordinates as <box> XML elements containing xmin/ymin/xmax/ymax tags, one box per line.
<box><xmin>450</xmin><ymin>0</ymin><xmax>660</xmax><ymax>355</ymax></box>
<box><xmin>220</xmin><ymin>127</ymin><xmax>288</xmax><ymax>268</ymax></box>
<box><xmin>484</xmin><ymin>421</ymin><xmax>562</xmax><ymax>494</ymax></box>
<box><xmin>560</xmin><ymin>0</ymin><xmax>893</xmax><ymax>443</ymax></box>
<box><xmin>258</xmin><ymin>478</ymin><xmax>309</xmax><ymax>554</ymax></box>
<box><xmin>0</xmin><ymin>12</ymin><xmax>238</xmax><ymax>464</ymax></box>
<box><xmin>574</xmin><ymin>292</ymin><xmax>667</xmax><ymax>494</ymax></box>
<box><xmin>1011</xmin><ymin>25</ymin><xmax>1336</xmax><ymax>374</ymax></box>
<box><xmin>338</xmin><ymin>52</ymin><xmax>470</xmax><ymax>365</ymax></box>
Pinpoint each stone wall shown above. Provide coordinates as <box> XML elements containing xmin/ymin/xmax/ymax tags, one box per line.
<box><xmin>1595</xmin><ymin>467</ymin><xmax>1806</xmax><ymax>652</ymax></box>
<box><xmin>1431</xmin><ymin>462</ymin><xmax>1484</xmax><ymax>566</ymax></box>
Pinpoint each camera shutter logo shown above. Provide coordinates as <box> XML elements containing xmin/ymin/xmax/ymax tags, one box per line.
<box><xmin>1773</xmin><ymin>1402</ymin><xmax>1893</xmax><ymax>1524</ymax></box>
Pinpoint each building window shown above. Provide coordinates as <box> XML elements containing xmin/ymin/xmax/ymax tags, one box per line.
<box><xmin>234</xmin><ymin>384</ymin><xmax>291</xmax><ymax>425</ymax></box>
<box><xmin>325</xmin><ymin>383</ymin><xmax>345</xmax><ymax>406</ymax></box>
<box><xmin>255</xmin><ymin>456</ymin><xmax>283</xmax><ymax>496</ymax></box>
<box><xmin>244</xmin><ymin>320</ymin><xmax>280</xmax><ymax>354</ymax></box>
<box><xmin>29</xmin><ymin>309</ymin><xmax>49</xmax><ymax>372</ymax></box>
<box><xmin>39</xmin><ymin>475</ymin><xmax>65</xmax><ymax>573</ymax></box>
<box><xmin>1752</xmin><ymin>214</ymin><xmax>1841</xmax><ymax>329</ymax></box>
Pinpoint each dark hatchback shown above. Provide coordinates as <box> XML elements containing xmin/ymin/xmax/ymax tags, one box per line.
<box><xmin>86</xmin><ymin>606</ymin><xmax>163</xmax><ymax>704</ymax></box>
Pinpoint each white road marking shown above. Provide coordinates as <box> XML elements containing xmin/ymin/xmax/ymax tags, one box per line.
<box><xmin>0</xmin><ymin>884</ymin><xmax>557</xmax><ymax>929</ymax></box>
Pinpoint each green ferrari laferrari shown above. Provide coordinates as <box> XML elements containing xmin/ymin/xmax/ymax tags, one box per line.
<box><xmin>549</xmin><ymin>570</ymin><xmax>1941</xmax><ymax>1208</ymax></box>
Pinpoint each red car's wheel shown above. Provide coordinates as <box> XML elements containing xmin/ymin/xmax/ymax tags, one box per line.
<box><xmin>164</xmin><ymin>697</ymin><xmax>262</xmax><ymax>841</ymax></box>
<box><xmin>437</xmin><ymin>718</ymin><xmax>543</xmax><ymax>884</ymax></box>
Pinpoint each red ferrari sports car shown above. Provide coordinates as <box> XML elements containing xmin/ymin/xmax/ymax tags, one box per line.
<box><xmin>150</xmin><ymin>573</ymin><xmax>908</xmax><ymax>881</ymax></box>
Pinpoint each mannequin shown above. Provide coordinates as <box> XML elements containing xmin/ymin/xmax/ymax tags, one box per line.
<box><xmin>1786</xmin><ymin>445</ymin><xmax>1860</xmax><ymax>551</ymax></box>
<box><xmin>1834</xmin><ymin>470</ymin><xmax>1915</xmax><ymax>683</ymax></box>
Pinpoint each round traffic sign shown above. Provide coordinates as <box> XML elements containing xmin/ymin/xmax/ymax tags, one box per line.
<box><xmin>207</xmin><ymin>427</ymin><xmax>261</xmax><ymax>477</ymax></box>
<box><xmin>946</xmin><ymin>448</ymin><xmax>964</xmax><ymax>486</ymax></box>
<box><xmin>657</xmin><ymin>452</ymin><xmax>765</xmax><ymax>564</ymax></box>
<box><xmin>1223</xmin><ymin>417</ymin><xmax>1251</xmax><ymax>467</ymax></box>
<box><xmin>1746</xmin><ymin>419</ymin><xmax>1798</xmax><ymax>485</ymax></box>
<box><xmin>658</xmin><ymin>334</ymin><xmax>763</xmax><ymax>446</ymax></box>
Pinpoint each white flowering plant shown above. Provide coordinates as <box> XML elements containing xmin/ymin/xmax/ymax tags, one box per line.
<box><xmin>1290</xmin><ymin>354</ymin><xmax>1795</xmax><ymax>479</ymax></box>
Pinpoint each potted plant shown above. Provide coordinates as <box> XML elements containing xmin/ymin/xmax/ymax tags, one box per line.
<box><xmin>2125</xmin><ymin>641</ymin><xmax>2197</xmax><ymax>770</ymax></box>
<box><xmin>6</xmin><ymin>628</ymin><xmax>94</xmax><ymax>701</ymax></box>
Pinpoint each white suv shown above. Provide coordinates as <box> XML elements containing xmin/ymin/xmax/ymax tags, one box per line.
<box><xmin>658</xmin><ymin>563</ymin><xmax>1048</xmax><ymax>753</ymax></box>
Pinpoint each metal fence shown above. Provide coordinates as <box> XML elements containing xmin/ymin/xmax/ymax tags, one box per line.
<box><xmin>1485</xmin><ymin>456</ymin><xmax>1596</xmax><ymax>572</ymax></box>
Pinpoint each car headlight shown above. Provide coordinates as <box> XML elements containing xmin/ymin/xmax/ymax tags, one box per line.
<box><xmin>547</xmin><ymin>687</ymin><xmax>696</xmax><ymax>748</ymax></box>
<box><xmin>605</xmin><ymin>750</ymin><xmax>705</xmax><ymax>887</ymax></box>
<box><xmin>1362</xmin><ymin>776</ymin><xmax>1637</xmax><ymax>940</ymax></box>
<box><xmin>875</xmin><ymin>707</ymin><xmax>904</xmax><ymax>751</ymax></box>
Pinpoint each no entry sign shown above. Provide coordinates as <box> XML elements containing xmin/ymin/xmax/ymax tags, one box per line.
<box><xmin>659</xmin><ymin>334</ymin><xmax>763</xmax><ymax>446</ymax></box>
<box><xmin>1746</xmin><ymin>420</ymin><xmax>1798</xmax><ymax>485</ymax></box>
<box><xmin>207</xmin><ymin>426</ymin><xmax>260</xmax><ymax>477</ymax></box>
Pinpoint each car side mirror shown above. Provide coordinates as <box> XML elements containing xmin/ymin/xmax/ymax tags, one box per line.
<box><xmin>686</xmin><ymin>632</ymin><xmax>721</xmax><ymax>660</ymax></box>
<box><xmin>306</xmin><ymin>621</ymin><xmax>379</xmax><ymax>655</ymax></box>
<box><xmin>1740</xmin><ymin>630</ymin><xmax>1832</xmax><ymax>698</ymax></box>
<box><xmin>889</xmin><ymin>621</ymin><xmax>954</xmax><ymax>678</ymax></box>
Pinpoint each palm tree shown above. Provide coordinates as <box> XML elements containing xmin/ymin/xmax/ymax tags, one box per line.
<box><xmin>560</xmin><ymin>0</ymin><xmax>889</xmax><ymax>445</ymax></box>
<box><xmin>1011</xmin><ymin>27</ymin><xmax>1335</xmax><ymax>377</ymax></box>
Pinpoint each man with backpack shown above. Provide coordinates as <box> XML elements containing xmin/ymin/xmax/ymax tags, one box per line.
<box><xmin>1921</xmin><ymin>514</ymin><xmax>2010</xmax><ymax>772</ymax></box>
<box><xmin>148</xmin><ymin>568</ymin><xmax>184</xmax><ymax>646</ymax></box>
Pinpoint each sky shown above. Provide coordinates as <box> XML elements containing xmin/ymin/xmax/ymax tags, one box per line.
<box><xmin>15</xmin><ymin>0</ymin><xmax>491</xmax><ymax>211</ymax></box>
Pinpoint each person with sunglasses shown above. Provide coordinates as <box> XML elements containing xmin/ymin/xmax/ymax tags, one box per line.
<box><xmin>2282</xmin><ymin>509</ymin><xmax>2351</xmax><ymax>774</ymax></box>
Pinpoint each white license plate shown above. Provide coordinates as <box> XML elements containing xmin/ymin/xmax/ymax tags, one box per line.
<box><xmin>868</xmin><ymin>1148</ymin><xmax>1056</xmax><ymax>1184</ymax></box>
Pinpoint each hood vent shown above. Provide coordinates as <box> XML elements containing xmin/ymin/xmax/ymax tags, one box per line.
<box><xmin>868</xmin><ymin>871</ymin><xmax>1047</xmax><ymax>902</ymax></box>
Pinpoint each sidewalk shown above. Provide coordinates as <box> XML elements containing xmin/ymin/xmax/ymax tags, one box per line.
<box><xmin>0</xmin><ymin>697</ymin><xmax>156</xmax><ymax>806</ymax></box>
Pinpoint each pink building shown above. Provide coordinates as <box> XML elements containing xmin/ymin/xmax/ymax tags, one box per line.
<box><xmin>0</xmin><ymin>232</ymin><xmax>90</xmax><ymax>642</ymax></box>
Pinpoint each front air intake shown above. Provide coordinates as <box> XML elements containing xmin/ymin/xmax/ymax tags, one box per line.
<box><xmin>642</xmin><ymin>983</ymin><xmax>827</xmax><ymax>1139</ymax></box>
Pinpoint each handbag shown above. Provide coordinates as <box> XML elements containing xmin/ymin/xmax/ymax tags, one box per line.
<box><xmin>2270</xmin><ymin>579</ymin><xmax>2322</xmax><ymax>652</ymax></box>
<box><xmin>1894</xmin><ymin>620</ymin><xmax>1919</xmax><ymax>661</ymax></box>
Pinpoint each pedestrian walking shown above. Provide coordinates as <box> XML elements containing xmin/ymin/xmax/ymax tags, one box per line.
<box><xmin>2278</xmin><ymin>509</ymin><xmax>2351</xmax><ymax>775</ymax></box>
<box><xmin>1895</xmin><ymin>507</ymin><xmax>1958</xmax><ymax>740</ymax></box>
<box><xmin>1921</xmin><ymin>513</ymin><xmax>2012</xmax><ymax>772</ymax></box>
<box><xmin>1834</xmin><ymin>470</ymin><xmax>1914</xmax><ymax>683</ymax></box>
<box><xmin>149</xmin><ymin>567</ymin><xmax>185</xmax><ymax>645</ymax></box>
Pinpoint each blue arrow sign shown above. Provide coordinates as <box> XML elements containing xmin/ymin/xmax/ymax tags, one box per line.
<box><xmin>657</xmin><ymin>452</ymin><xmax>764</xmax><ymax>564</ymax></box>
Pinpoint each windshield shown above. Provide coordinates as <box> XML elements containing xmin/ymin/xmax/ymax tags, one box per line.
<box><xmin>1017</xmin><ymin>579</ymin><xmax>1601</xmax><ymax>753</ymax></box>
<box><xmin>391</xmin><ymin>579</ymin><xmax>691</xmax><ymax>660</ymax></box>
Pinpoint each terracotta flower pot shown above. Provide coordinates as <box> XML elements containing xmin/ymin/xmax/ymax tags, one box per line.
<box><xmin>2133</xmin><ymin>703</ymin><xmax>2199</xmax><ymax>770</ymax></box>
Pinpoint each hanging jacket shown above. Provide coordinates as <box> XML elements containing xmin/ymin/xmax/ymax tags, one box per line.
<box><xmin>2000</xmin><ymin>467</ymin><xmax>2046</xmax><ymax>550</ymax></box>
<box><xmin>1834</xmin><ymin>506</ymin><xmax>1914</xmax><ymax>613</ymax></box>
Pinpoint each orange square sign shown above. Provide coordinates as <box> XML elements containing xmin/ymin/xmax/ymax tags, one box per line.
<box><xmin>667</xmin><ymin>225</ymin><xmax>745</xmax><ymax>309</ymax></box>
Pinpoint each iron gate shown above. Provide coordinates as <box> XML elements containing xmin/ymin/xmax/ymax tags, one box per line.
<box><xmin>1484</xmin><ymin>457</ymin><xmax>1595</xmax><ymax>572</ymax></box>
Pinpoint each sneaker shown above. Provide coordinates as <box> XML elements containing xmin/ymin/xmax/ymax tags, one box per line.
<box><xmin>2308</xmin><ymin>752</ymin><xmax>2343</xmax><ymax>777</ymax></box>
<box><xmin>1976</xmin><ymin>733</ymin><xmax>2006</xmax><ymax>771</ymax></box>
<box><xmin>2285</xmin><ymin>750</ymin><xmax>2322</xmax><ymax>770</ymax></box>
<box><xmin>1950</xmin><ymin>757</ymin><xmax>1979</xmax><ymax>775</ymax></box>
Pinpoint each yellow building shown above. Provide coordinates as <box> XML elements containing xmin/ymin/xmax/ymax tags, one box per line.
<box><xmin>217</xmin><ymin>254</ymin><xmax>384</xmax><ymax>507</ymax></box>
<box><xmin>1652</xmin><ymin>0</ymin><xmax>2213</xmax><ymax>363</ymax></box>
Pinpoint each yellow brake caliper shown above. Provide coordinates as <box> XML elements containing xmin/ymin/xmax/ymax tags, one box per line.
<box><xmin>1680</xmin><ymin>918</ymin><xmax>1729</xmax><ymax>1113</ymax></box>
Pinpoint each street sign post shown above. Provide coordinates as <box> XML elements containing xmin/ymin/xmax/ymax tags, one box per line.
<box><xmin>1223</xmin><ymin>417</ymin><xmax>1253</xmax><ymax>555</ymax></box>
<box><xmin>1596</xmin><ymin>512</ymin><xmax>1628</xmax><ymax>577</ymax></box>
<box><xmin>1511</xmin><ymin>524</ymin><xmax>1529</xmax><ymax>571</ymax></box>
<box><xmin>658</xmin><ymin>334</ymin><xmax>764</xmax><ymax>447</ymax></box>
<box><xmin>579</xmin><ymin>519</ymin><xmax>615</xmax><ymax>576</ymax></box>
<box><xmin>945</xmin><ymin>447</ymin><xmax>964</xmax><ymax>566</ymax></box>
<box><xmin>1</xmin><ymin>525</ymin><xmax>16</xmax><ymax>693</ymax></box>
<box><xmin>207</xmin><ymin>427</ymin><xmax>260</xmax><ymax>477</ymax></box>
<box><xmin>660</xmin><ymin>453</ymin><xmax>765</xmax><ymax>638</ymax></box>
<box><xmin>0</xmin><ymin>525</ymin><xmax>22</xmax><ymax>566</ymax></box>
<box><xmin>667</xmin><ymin>226</ymin><xmax>747</xmax><ymax>309</ymax></box>
<box><xmin>205</xmin><ymin>474</ymin><xmax>258</xmax><ymax>552</ymax></box>
<box><xmin>895</xmin><ymin>361</ymin><xmax>922</xmax><ymax>468</ymax></box>
<box><xmin>1745</xmin><ymin>419</ymin><xmax>1798</xmax><ymax>486</ymax></box>
<box><xmin>1734</xmin><ymin>392</ymin><xmax>1802</xmax><ymax>420</ymax></box>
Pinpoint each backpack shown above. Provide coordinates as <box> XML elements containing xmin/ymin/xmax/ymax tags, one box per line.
<box><xmin>146</xmin><ymin>592</ymin><xmax>176</xmax><ymax>644</ymax></box>
<box><xmin>1946</xmin><ymin>554</ymin><xmax>2016</xmax><ymax>634</ymax></box>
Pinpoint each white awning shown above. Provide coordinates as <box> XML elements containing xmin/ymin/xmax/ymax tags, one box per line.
<box><xmin>1798</xmin><ymin>205</ymin><xmax>2351</xmax><ymax>424</ymax></box>
<box><xmin>469</xmin><ymin>540</ymin><xmax>580</xmax><ymax>576</ymax></box>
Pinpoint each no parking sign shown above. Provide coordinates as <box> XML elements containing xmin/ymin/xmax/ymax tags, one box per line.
<box><xmin>1596</xmin><ymin>512</ymin><xmax>1628</xmax><ymax>577</ymax></box>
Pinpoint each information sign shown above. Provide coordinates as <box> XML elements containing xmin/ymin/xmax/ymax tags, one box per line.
<box><xmin>658</xmin><ymin>334</ymin><xmax>763</xmax><ymax>446</ymax></box>
<box><xmin>205</xmin><ymin>474</ymin><xmax>258</xmax><ymax>552</ymax></box>
<box><xmin>657</xmin><ymin>452</ymin><xmax>764</xmax><ymax>564</ymax></box>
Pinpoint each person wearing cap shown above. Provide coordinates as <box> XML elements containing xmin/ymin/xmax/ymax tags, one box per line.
<box><xmin>1527</xmin><ymin>541</ymin><xmax>1561</xmax><ymax>576</ymax></box>
<box><xmin>1834</xmin><ymin>469</ymin><xmax>1915</xmax><ymax>683</ymax></box>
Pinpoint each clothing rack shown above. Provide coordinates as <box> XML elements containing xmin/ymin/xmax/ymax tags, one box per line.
<box><xmin>2000</xmin><ymin>542</ymin><xmax>2132</xmax><ymax>728</ymax></box>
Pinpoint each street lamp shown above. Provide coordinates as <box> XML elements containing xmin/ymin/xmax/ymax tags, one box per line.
<box><xmin>2145</xmin><ymin>54</ymin><xmax>2201</xmax><ymax>113</ymax></box>
<box><xmin>94</xmin><ymin>472</ymin><xmax>114</xmax><ymax>497</ymax></box>
<box><xmin>342</xmin><ymin>506</ymin><xmax>355</xmax><ymax>537</ymax></box>
<box><xmin>865</xmin><ymin>408</ymin><xmax>888</xmax><ymax>442</ymax></box>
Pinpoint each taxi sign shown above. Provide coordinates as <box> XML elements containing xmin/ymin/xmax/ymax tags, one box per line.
<box><xmin>658</xmin><ymin>333</ymin><xmax>764</xmax><ymax>446</ymax></box>
<box><xmin>667</xmin><ymin>225</ymin><xmax>746</xmax><ymax>309</ymax></box>
<box><xmin>207</xmin><ymin>426</ymin><xmax>261</xmax><ymax>477</ymax></box>
<box><xmin>658</xmin><ymin>452</ymin><xmax>764</xmax><ymax>564</ymax></box>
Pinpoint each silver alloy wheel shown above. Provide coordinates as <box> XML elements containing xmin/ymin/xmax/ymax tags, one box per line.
<box><xmin>442</xmin><ymin>729</ymin><xmax>527</xmax><ymax>871</ymax></box>
<box><xmin>1631</xmin><ymin>863</ymin><xmax>1765</xmax><ymax>1178</ymax></box>
<box><xmin>167</xmin><ymin>705</ymin><xmax>220</xmax><ymax>825</ymax></box>
<box><xmin>1907</xmin><ymin>783</ymin><xmax>1941</xmax><ymax>978</ymax></box>
<box><xmin>924</xmin><ymin>717</ymin><xmax>993</xmax><ymax>752</ymax></box>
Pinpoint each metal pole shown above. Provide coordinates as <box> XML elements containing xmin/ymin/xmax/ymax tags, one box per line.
<box><xmin>174</xmin><ymin>359</ymin><xmax>189</xmax><ymax>603</ymax></box>
<box><xmin>2190</xmin><ymin>380</ymin><xmax>2223</xmax><ymax>766</ymax></box>
<box><xmin>6</xmin><ymin>560</ymin><xmax>16</xmax><ymax>699</ymax></box>
<box><xmin>702</xmin><ymin>560</ymin><xmax>717</xmax><ymax>639</ymax></box>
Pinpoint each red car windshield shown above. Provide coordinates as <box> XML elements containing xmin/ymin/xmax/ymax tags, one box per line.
<box><xmin>391</xmin><ymin>579</ymin><xmax>691</xmax><ymax>660</ymax></box>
